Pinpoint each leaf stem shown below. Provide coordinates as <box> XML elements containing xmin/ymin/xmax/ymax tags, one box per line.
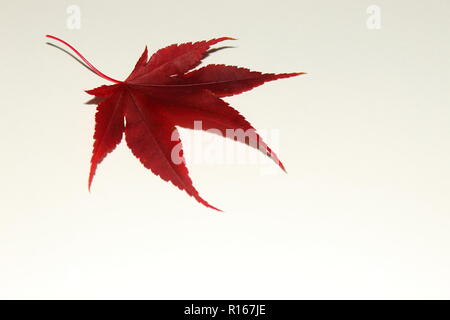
<box><xmin>45</xmin><ymin>35</ymin><xmax>122</xmax><ymax>84</ymax></box>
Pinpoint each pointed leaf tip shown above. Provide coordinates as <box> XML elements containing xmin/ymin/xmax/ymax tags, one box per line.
<box><xmin>205</xmin><ymin>201</ymin><xmax>223</xmax><ymax>212</ymax></box>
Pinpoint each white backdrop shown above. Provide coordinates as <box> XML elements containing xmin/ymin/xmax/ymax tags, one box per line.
<box><xmin>1</xmin><ymin>0</ymin><xmax>450</xmax><ymax>299</ymax></box>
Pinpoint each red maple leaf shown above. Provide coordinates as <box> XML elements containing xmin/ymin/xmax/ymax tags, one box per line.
<box><xmin>46</xmin><ymin>35</ymin><xmax>304</xmax><ymax>211</ymax></box>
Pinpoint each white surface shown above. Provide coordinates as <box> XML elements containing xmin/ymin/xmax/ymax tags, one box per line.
<box><xmin>0</xmin><ymin>0</ymin><xmax>450</xmax><ymax>299</ymax></box>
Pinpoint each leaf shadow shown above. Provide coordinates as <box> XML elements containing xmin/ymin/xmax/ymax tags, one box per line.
<box><xmin>85</xmin><ymin>96</ymin><xmax>103</xmax><ymax>105</ymax></box>
<box><xmin>46</xmin><ymin>42</ymin><xmax>97</xmax><ymax>76</ymax></box>
<box><xmin>204</xmin><ymin>46</ymin><xmax>236</xmax><ymax>59</ymax></box>
<box><xmin>47</xmin><ymin>42</ymin><xmax>105</xmax><ymax>105</ymax></box>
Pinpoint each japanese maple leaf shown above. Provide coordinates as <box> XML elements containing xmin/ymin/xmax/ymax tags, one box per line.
<box><xmin>46</xmin><ymin>35</ymin><xmax>304</xmax><ymax>211</ymax></box>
